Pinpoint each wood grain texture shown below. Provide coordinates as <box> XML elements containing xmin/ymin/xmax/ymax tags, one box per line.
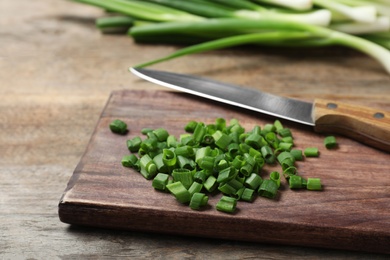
<box><xmin>2</xmin><ymin>0</ymin><xmax>390</xmax><ymax>258</ymax></box>
<box><xmin>59</xmin><ymin>90</ymin><xmax>390</xmax><ymax>254</ymax></box>
<box><xmin>313</xmin><ymin>99</ymin><xmax>390</xmax><ymax>152</ymax></box>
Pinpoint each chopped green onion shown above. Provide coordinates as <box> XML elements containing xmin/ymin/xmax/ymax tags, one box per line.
<box><xmin>180</xmin><ymin>133</ymin><xmax>195</xmax><ymax>146</ymax></box>
<box><xmin>277</xmin><ymin>151</ymin><xmax>296</xmax><ymax>165</ymax></box>
<box><xmin>304</xmin><ymin>147</ymin><xmax>320</xmax><ymax>157</ymax></box>
<box><xmin>184</xmin><ymin>121</ymin><xmax>198</xmax><ymax>132</ymax></box>
<box><xmin>152</xmin><ymin>173</ymin><xmax>170</xmax><ymax>191</ymax></box>
<box><xmin>139</xmin><ymin>154</ymin><xmax>158</xmax><ymax>179</ymax></box>
<box><xmin>216</xmin><ymin>159</ymin><xmax>229</xmax><ymax>171</ymax></box>
<box><xmin>152</xmin><ymin>153</ymin><xmax>168</xmax><ymax>173</ymax></box>
<box><xmin>140</xmin><ymin>138</ymin><xmax>158</xmax><ymax>153</ymax></box>
<box><xmin>188</xmin><ymin>181</ymin><xmax>203</xmax><ymax>196</ymax></box>
<box><xmin>253</xmin><ymin>154</ymin><xmax>265</xmax><ymax>170</ymax></box>
<box><xmin>270</xmin><ymin>171</ymin><xmax>281</xmax><ymax>188</ymax></box>
<box><xmin>204</xmin><ymin>175</ymin><xmax>218</xmax><ymax>192</ymax></box>
<box><xmin>141</xmin><ymin>128</ymin><xmax>153</xmax><ymax>135</ymax></box>
<box><xmin>109</xmin><ymin>119</ymin><xmax>128</xmax><ymax>134</ymax></box>
<box><xmin>324</xmin><ymin>136</ymin><xmax>338</xmax><ymax>149</ymax></box>
<box><xmin>227</xmin><ymin>142</ymin><xmax>240</xmax><ymax>156</ymax></box>
<box><xmin>175</xmin><ymin>145</ymin><xmax>195</xmax><ymax>158</ymax></box>
<box><xmin>117</xmin><ymin>117</ymin><xmax>329</xmax><ymax>214</ymax></box>
<box><xmin>290</xmin><ymin>149</ymin><xmax>303</xmax><ymax>161</ymax></box>
<box><xmin>202</xmin><ymin>134</ymin><xmax>214</xmax><ymax>145</ymax></box>
<box><xmin>216</xmin><ymin>196</ymin><xmax>237</xmax><ymax>213</ymax></box>
<box><xmin>264</xmin><ymin>132</ymin><xmax>279</xmax><ymax>149</ymax></box>
<box><xmin>260</xmin><ymin>145</ymin><xmax>276</xmax><ymax>164</ymax></box>
<box><xmin>239</xmin><ymin>143</ymin><xmax>251</xmax><ymax>154</ymax></box>
<box><xmin>177</xmin><ymin>155</ymin><xmax>195</xmax><ymax>169</ymax></box>
<box><xmin>251</xmin><ymin>125</ymin><xmax>262</xmax><ymax>135</ymax></box>
<box><xmin>215</xmin><ymin>117</ymin><xmax>226</xmax><ymax>130</ymax></box>
<box><xmin>198</xmin><ymin>156</ymin><xmax>215</xmax><ymax>171</ymax></box>
<box><xmin>227</xmin><ymin>178</ymin><xmax>244</xmax><ymax>191</ymax></box>
<box><xmin>245</xmin><ymin>133</ymin><xmax>263</xmax><ymax>149</ymax></box>
<box><xmin>244</xmin><ymin>173</ymin><xmax>263</xmax><ymax>190</ymax></box>
<box><xmin>195</xmin><ymin>146</ymin><xmax>210</xmax><ymax>164</ymax></box>
<box><xmin>127</xmin><ymin>136</ymin><xmax>142</xmax><ymax>152</ymax></box>
<box><xmin>172</xmin><ymin>168</ymin><xmax>193</xmax><ymax>189</ymax></box>
<box><xmin>190</xmin><ymin>193</ymin><xmax>208</xmax><ymax>210</ymax></box>
<box><xmin>240</xmin><ymin>188</ymin><xmax>256</xmax><ymax>202</ymax></box>
<box><xmin>278</xmin><ymin>128</ymin><xmax>292</xmax><ymax>137</ymax></box>
<box><xmin>162</xmin><ymin>148</ymin><xmax>177</xmax><ymax>167</ymax></box>
<box><xmin>194</xmin><ymin>170</ymin><xmax>207</xmax><ymax>184</ymax></box>
<box><xmin>153</xmin><ymin>128</ymin><xmax>169</xmax><ymax>141</ymax></box>
<box><xmin>282</xmin><ymin>136</ymin><xmax>294</xmax><ymax>144</ymax></box>
<box><xmin>274</xmin><ymin>120</ymin><xmax>284</xmax><ymax>132</ymax></box>
<box><xmin>230</xmin><ymin>122</ymin><xmax>245</xmax><ymax>134</ymax></box>
<box><xmin>258</xmin><ymin>179</ymin><xmax>279</xmax><ymax>199</ymax></box>
<box><xmin>212</xmin><ymin>130</ymin><xmax>231</xmax><ymax>150</ymax></box>
<box><xmin>283</xmin><ymin>166</ymin><xmax>297</xmax><ymax>179</ymax></box>
<box><xmin>262</xmin><ymin>123</ymin><xmax>276</xmax><ymax>134</ymax></box>
<box><xmin>231</xmin><ymin>155</ymin><xmax>244</xmax><ymax>170</ymax></box>
<box><xmin>193</xmin><ymin>122</ymin><xmax>206</xmax><ymax>143</ymax></box>
<box><xmin>205</xmin><ymin>123</ymin><xmax>217</xmax><ymax>135</ymax></box>
<box><xmin>289</xmin><ymin>175</ymin><xmax>306</xmax><ymax>189</ymax></box>
<box><xmin>307</xmin><ymin>178</ymin><xmax>322</xmax><ymax>190</ymax></box>
<box><xmin>240</xmin><ymin>162</ymin><xmax>254</xmax><ymax>177</ymax></box>
<box><xmin>166</xmin><ymin>181</ymin><xmax>191</xmax><ymax>203</ymax></box>
<box><xmin>121</xmin><ymin>154</ymin><xmax>139</xmax><ymax>169</ymax></box>
<box><xmin>278</xmin><ymin>142</ymin><xmax>293</xmax><ymax>151</ymax></box>
<box><xmin>235</xmin><ymin>187</ymin><xmax>245</xmax><ymax>200</ymax></box>
<box><xmin>218</xmin><ymin>182</ymin><xmax>237</xmax><ymax>195</ymax></box>
<box><xmin>217</xmin><ymin>167</ymin><xmax>237</xmax><ymax>183</ymax></box>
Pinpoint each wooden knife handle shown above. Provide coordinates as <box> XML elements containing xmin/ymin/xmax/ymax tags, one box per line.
<box><xmin>313</xmin><ymin>99</ymin><xmax>390</xmax><ymax>152</ymax></box>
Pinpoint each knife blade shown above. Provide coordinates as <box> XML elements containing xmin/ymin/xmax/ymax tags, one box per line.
<box><xmin>130</xmin><ymin>68</ymin><xmax>390</xmax><ymax>152</ymax></box>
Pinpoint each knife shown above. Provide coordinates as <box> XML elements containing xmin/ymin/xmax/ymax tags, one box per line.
<box><xmin>130</xmin><ymin>68</ymin><xmax>390</xmax><ymax>152</ymax></box>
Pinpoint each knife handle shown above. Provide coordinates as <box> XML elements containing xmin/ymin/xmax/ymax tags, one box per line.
<box><xmin>313</xmin><ymin>99</ymin><xmax>390</xmax><ymax>152</ymax></box>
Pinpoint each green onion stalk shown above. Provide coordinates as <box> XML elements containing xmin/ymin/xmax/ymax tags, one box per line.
<box><xmin>130</xmin><ymin>18</ymin><xmax>390</xmax><ymax>74</ymax></box>
<box><xmin>69</xmin><ymin>0</ymin><xmax>390</xmax><ymax>75</ymax></box>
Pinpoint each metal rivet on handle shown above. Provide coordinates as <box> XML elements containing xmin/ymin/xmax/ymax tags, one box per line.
<box><xmin>373</xmin><ymin>112</ymin><xmax>385</xmax><ymax>119</ymax></box>
<box><xmin>327</xmin><ymin>103</ymin><xmax>338</xmax><ymax>109</ymax></box>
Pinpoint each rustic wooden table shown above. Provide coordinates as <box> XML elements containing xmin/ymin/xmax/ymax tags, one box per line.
<box><xmin>1</xmin><ymin>0</ymin><xmax>389</xmax><ymax>259</ymax></box>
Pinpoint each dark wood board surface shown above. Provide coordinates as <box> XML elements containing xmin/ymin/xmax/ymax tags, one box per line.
<box><xmin>59</xmin><ymin>90</ymin><xmax>390</xmax><ymax>254</ymax></box>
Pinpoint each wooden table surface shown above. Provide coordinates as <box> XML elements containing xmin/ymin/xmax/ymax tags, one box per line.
<box><xmin>1</xmin><ymin>0</ymin><xmax>389</xmax><ymax>259</ymax></box>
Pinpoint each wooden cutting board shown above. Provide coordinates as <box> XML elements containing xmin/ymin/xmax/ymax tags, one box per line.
<box><xmin>58</xmin><ymin>90</ymin><xmax>390</xmax><ymax>254</ymax></box>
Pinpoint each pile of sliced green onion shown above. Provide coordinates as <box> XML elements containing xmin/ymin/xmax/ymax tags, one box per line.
<box><xmin>119</xmin><ymin>118</ymin><xmax>323</xmax><ymax>214</ymax></box>
<box><xmin>71</xmin><ymin>0</ymin><xmax>390</xmax><ymax>74</ymax></box>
